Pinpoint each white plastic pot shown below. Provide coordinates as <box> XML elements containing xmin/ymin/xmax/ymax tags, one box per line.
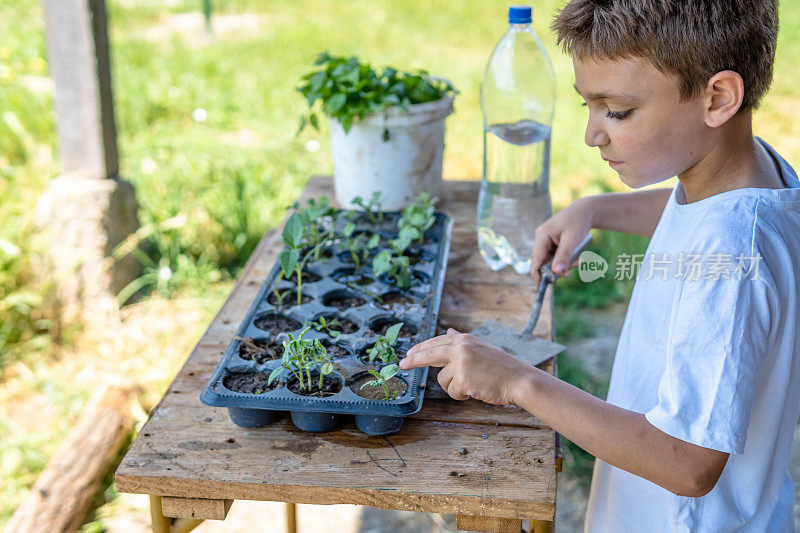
<box><xmin>330</xmin><ymin>94</ymin><xmax>454</xmax><ymax>210</ymax></box>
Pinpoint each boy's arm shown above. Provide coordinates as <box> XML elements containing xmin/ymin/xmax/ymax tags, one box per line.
<box><xmin>585</xmin><ymin>188</ymin><xmax>672</xmax><ymax>237</ymax></box>
<box><xmin>400</xmin><ymin>330</ymin><xmax>730</xmax><ymax>498</ymax></box>
<box><xmin>531</xmin><ymin>188</ymin><xmax>672</xmax><ymax>282</ymax></box>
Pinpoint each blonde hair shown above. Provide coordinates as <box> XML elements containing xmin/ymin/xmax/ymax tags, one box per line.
<box><xmin>552</xmin><ymin>0</ymin><xmax>779</xmax><ymax>110</ymax></box>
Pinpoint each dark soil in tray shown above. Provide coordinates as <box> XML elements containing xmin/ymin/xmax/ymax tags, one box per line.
<box><xmin>223</xmin><ymin>371</ymin><xmax>276</xmax><ymax>394</ymax></box>
<box><xmin>319</xmin><ymin>340</ymin><xmax>353</xmax><ymax>358</ymax></box>
<box><xmin>323</xmin><ymin>292</ymin><xmax>366</xmax><ymax>310</ymax></box>
<box><xmin>331</xmin><ymin>268</ymin><xmax>375</xmax><ymax>286</ymax></box>
<box><xmin>376</xmin><ymin>292</ymin><xmax>422</xmax><ymax>314</ymax></box>
<box><xmin>407</xmin><ymin>249</ymin><xmax>433</xmax><ymax>265</ymax></box>
<box><xmin>237</xmin><ymin>337</ymin><xmax>283</xmax><ymax>363</ymax></box>
<box><xmin>353</xmin><ymin>374</ymin><xmax>408</xmax><ymax>400</ymax></box>
<box><xmin>267</xmin><ymin>290</ymin><xmax>312</xmax><ymax>307</ymax></box>
<box><xmin>287</xmin><ymin>375</ymin><xmax>342</xmax><ymax>397</ymax></box>
<box><xmin>286</xmin><ymin>270</ymin><xmax>322</xmax><ymax>284</ymax></box>
<box><xmin>253</xmin><ymin>313</ymin><xmax>301</xmax><ymax>332</ymax></box>
<box><xmin>369</xmin><ymin>319</ymin><xmax>418</xmax><ymax>338</ymax></box>
<box><xmin>301</xmin><ymin>246</ymin><xmax>333</xmax><ymax>261</ymax></box>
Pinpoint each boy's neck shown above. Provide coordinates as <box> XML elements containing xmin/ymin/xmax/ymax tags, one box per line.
<box><xmin>677</xmin><ymin>111</ymin><xmax>784</xmax><ymax>203</ymax></box>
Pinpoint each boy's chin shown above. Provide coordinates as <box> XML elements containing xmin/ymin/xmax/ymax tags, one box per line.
<box><xmin>619</xmin><ymin>170</ymin><xmax>668</xmax><ymax>189</ymax></box>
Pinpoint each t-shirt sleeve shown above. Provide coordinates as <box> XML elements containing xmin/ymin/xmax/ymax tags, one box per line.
<box><xmin>644</xmin><ymin>250</ymin><xmax>775</xmax><ymax>455</ymax></box>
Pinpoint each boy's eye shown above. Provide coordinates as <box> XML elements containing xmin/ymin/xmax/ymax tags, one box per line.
<box><xmin>606</xmin><ymin>109</ymin><xmax>633</xmax><ymax>120</ymax></box>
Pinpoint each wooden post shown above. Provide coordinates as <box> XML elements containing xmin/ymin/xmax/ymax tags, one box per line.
<box><xmin>37</xmin><ymin>0</ymin><xmax>140</xmax><ymax>320</ymax></box>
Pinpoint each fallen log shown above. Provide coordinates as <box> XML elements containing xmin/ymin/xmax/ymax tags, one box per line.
<box><xmin>4</xmin><ymin>379</ymin><xmax>140</xmax><ymax>533</ymax></box>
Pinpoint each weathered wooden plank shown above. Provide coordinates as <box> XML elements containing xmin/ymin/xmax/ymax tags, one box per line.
<box><xmin>160</xmin><ymin>497</ymin><xmax>232</xmax><ymax>520</ymax></box>
<box><xmin>115</xmin><ymin>417</ymin><xmax>555</xmax><ymax>520</ymax></box>
<box><xmin>456</xmin><ymin>514</ymin><xmax>523</xmax><ymax>533</ymax></box>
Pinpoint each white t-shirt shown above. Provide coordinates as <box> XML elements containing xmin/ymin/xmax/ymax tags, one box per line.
<box><xmin>583</xmin><ymin>138</ymin><xmax>800</xmax><ymax>532</ymax></box>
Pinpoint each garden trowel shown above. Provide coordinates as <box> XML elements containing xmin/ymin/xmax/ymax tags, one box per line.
<box><xmin>469</xmin><ymin>233</ymin><xmax>593</xmax><ymax>367</ymax></box>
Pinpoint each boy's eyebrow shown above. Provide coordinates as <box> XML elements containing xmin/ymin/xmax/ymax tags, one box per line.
<box><xmin>573</xmin><ymin>83</ymin><xmax>639</xmax><ymax>102</ymax></box>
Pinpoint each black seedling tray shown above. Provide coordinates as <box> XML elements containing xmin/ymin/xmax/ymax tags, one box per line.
<box><xmin>200</xmin><ymin>209</ymin><xmax>453</xmax><ymax>435</ymax></box>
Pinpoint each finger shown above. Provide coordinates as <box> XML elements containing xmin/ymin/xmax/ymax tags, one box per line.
<box><xmin>406</xmin><ymin>332</ymin><xmax>455</xmax><ymax>357</ymax></box>
<box><xmin>400</xmin><ymin>343</ymin><xmax>453</xmax><ymax>370</ymax></box>
<box><xmin>446</xmin><ymin>327</ymin><xmax>462</xmax><ymax>334</ymax></box>
<box><xmin>551</xmin><ymin>233</ymin><xmax>584</xmax><ymax>277</ymax></box>
<box><xmin>530</xmin><ymin>230</ymin><xmax>556</xmax><ymax>283</ymax></box>
<box><xmin>437</xmin><ymin>365</ymin><xmax>471</xmax><ymax>401</ymax></box>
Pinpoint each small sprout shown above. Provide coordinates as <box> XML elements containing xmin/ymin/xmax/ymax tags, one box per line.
<box><xmin>352</xmin><ymin>191</ymin><xmax>384</xmax><ymax>225</ymax></box>
<box><xmin>372</xmin><ymin>250</ymin><xmax>411</xmax><ymax>291</ymax></box>
<box><xmin>254</xmin><ymin>388</ymin><xmax>262</xmax><ymax>395</ymax></box>
<box><xmin>360</xmin><ymin>363</ymin><xmax>401</xmax><ymax>400</ymax></box>
<box><xmin>366</xmin><ymin>322</ymin><xmax>403</xmax><ymax>364</ymax></box>
<box><xmin>399</xmin><ymin>192</ymin><xmax>437</xmax><ymax>244</ymax></box>
<box><xmin>306</xmin><ymin>316</ymin><xmax>343</xmax><ymax>338</ymax></box>
<box><xmin>272</xmin><ymin>288</ymin><xmax>292</xmax><ymax>307</ymax></box>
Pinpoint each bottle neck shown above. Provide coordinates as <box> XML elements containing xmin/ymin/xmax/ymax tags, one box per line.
<box><xmin>509</xmin><ymin>23</ymin><xmax>531</xmax><ymax>31</ymax></box>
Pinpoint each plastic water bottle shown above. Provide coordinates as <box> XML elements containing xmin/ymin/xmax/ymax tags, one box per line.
<box><xmin>478</xmin><ymin>5</ymin><xmax>556</xmax><ymax>274</ymax></box>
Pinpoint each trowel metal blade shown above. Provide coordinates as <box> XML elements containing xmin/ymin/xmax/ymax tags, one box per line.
<box><xmin>469</xmin><ymin>320</ymin><xmax>566</xmax><ymax>367</ymax></box>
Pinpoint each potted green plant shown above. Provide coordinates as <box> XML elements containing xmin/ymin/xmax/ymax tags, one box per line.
<box><xmin>297</xmin><ymin>52</ymin><xmax>457</xmax><ymax>210</ymax></box>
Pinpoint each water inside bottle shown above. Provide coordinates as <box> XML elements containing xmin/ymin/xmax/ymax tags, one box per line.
<box><xmin>478</xmin><ymin>119</ymin><xmax>552</xmax><ymax>274</ymax></box>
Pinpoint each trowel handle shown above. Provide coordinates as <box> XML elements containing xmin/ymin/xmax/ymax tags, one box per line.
<box><xmin>539</xmin><ymin>232</ymin><xmax>593</xmax><ymax>283</ymax></box>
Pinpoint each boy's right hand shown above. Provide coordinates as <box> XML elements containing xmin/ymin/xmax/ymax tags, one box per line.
<box><xmin>530</xmin><ymin>197</ymin><xmax>595</xmax><ymax>284</ymax></box>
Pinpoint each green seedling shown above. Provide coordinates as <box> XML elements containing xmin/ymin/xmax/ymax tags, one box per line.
<box><xmin>399</xmin><ymin>191</ymin><xmax>437</xmax><ymax>244</ymax></box>
<box><xmin>280</xmin><ymin>211</ymin><xmax>334</xmax><ymax>305</ymax></box>
<box><xmin>352</xmin><ymin>191</ymin><xmax>385</xmax><ymax>225</ymax></box>
<box><xmin>372</xmin><ymin>249</ymin><xmax>412</xmax><ymax>291</ymax></box>
<box><xmin>268</xmin><ymin>327</ymin><xmax>334</xmax><ymax>393</ymax></box>
<box><xmin>306</xmin><ymin>316</ymin><xmax>343</xmax><ymax>338</ymax></box>
<box><xmin>366</xmin><ymin>322</ymin><xmax>404</xmax><ymax>365</ymax></box>
<box><xmin>292</xmin><ymin>195</ymin><xmax>336</xmax><ymax>248</ymax></box>
<box><xmin>360</xmin><ymin>363</ymin><xmax>402</xmax><ymax>400</ymax></box>
<box><xmin>342</xmin><ymin>222</ymin><xmax>380</xmax><ymax>271</ymax></box>
<box><xmin>271</xmin><ymin>288</ymin><xmax>292</xmax><ymax>307</ymax></box>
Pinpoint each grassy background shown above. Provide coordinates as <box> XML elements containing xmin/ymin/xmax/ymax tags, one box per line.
<box><xmin>1</xmin><ymin>0</ymin><xmax>799</xmax><ymax>526</ymax></box>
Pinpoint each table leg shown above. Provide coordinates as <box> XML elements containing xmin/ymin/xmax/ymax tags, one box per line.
<box><xmin>529</xmin><ymin>519</ymin><xmax>554</xmax><ymax>533</ymax></box>
<box><xmin>149</xmin><ymin>495</ymin><xmax>171</xmax><ymax>533</ymax></box>
<box><xmin>286</xmin><ymin>502</ymin><xmax>297</xmax><ymax>533</ymax></box>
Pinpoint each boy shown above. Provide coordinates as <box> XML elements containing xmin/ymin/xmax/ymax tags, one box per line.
<box><xmin>400</xmin><ymin>0</ymin><xmax>800</xmax><ymax>530</ymax></box>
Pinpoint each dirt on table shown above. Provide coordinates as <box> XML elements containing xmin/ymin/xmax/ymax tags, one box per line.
<box><xmin>222</xmin><ymin>371</ymin><xmax>276</xmax><ymax>394</ymax></box>
<box><xmin>352</xmin><ymin>374</ymin><xmax>408</xmax><ymax>400</ymax></box>
<box><xmin>287</xmin><ymin>375</ymin><xmax>342</xmax><ymax>397</ymax></box>
<box><xmin>253</xmin><ymin>313</ymin><xmax>301</xmax><ymax>332</ymax></box>
<box><xmin>237</xmin><ymin>337</ymin><xmax>283</xmax><ymax>363</ymax></box>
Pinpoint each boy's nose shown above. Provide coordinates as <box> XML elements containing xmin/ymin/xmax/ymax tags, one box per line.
<box><xmin>584</xmin><ymin>116</ymin><xmax>610</xmax><ymax>148</ymax></box>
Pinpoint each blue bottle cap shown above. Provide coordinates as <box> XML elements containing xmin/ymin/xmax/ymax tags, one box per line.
<box><xmin>508</xmin><ymin>5</ymin><xmax>532</xmax><ymax>24</ymax></box>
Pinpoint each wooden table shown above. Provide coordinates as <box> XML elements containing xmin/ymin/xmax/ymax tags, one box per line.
<box><xmin>115</xmin><ymin>177</ymin><xmax>560</xmax><ymax>533</ymax></box>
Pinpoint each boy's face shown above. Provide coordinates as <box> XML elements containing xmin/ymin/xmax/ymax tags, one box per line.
<box><xmin>573</xmin><ymin>55</ymin><xmax>710</xmax><ymax>188</ymax></box>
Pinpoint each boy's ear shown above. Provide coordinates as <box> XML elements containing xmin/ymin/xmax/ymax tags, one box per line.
<box><xmin>703</xmin><ymin>70</ymin><xmax>745</xmax><ymax>128</ymax></box>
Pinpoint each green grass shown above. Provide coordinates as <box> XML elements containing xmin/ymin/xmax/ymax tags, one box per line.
<box><xmin>2</xmin><ymin>0</ymin><xmax>800</xmax><ymax>523</ymax></box>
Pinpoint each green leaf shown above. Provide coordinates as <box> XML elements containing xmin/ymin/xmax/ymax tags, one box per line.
<box><xmin>268</xmin><ymin>367</ymin><xmax>283</xmax><ymax>385</ymax></box>
<box><xmin>283</xmin><ymin>213</ymin><xmax>304</xmax><ymax>248</ymax></box>
<box><xmin>344</xmin><ymin>222</ymin><xmax>355</xmax><ymax>237</ymax></box>
<box><xmin>385</xmin><ymin>322</ymin><xmax>403</xmax><ymax>345</ymax></box>
<box><xmin>280</xmin><ymin>248</ymin><xmax>299</xmax><ymax>277</ymax></box>
<box><xmin>325</xmin><ymin>93</ymin><xmax>347</xmax><ymax>115</ymax></box>
<box><xmin>321</xmin><ymin>361</ymin><xmax>333</xmax><ymax>375</ymax></box>
<box><xmin>380</xmin><ymin>364</ymin><xmax>399</xmax><ymax>380</ymax></box>
<box><xmin>309</xmin><ymin>113</ymin><xmax>319</xmax><ymax>130</ymax></box>
<box><xmin>367</xmin><ymin>233</ymin><xmax>380</xmax><ymax>248</ymax></box>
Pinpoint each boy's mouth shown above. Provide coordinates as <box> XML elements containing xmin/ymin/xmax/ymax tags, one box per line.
<box><xmin>602</xmin><ymin>156</ymin><xmax>622</xmax><ymax>169</ymax></box>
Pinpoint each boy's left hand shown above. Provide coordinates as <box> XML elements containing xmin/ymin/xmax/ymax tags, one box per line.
<box><xmin>399</xmin><ymin>328</ymin><xmax>533</xmax><ymax>405</ymax></box>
